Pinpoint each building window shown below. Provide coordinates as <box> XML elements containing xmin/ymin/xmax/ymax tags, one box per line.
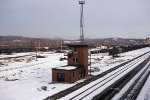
<box><xmin>73</xmin><ymin>58</ymin><xmax>79</xmax><ymax>64</ymax></box>
<box><xmin>73</xmin><ymin>47</ymin><xmax>77</xmax><ymax>52</ymax></box>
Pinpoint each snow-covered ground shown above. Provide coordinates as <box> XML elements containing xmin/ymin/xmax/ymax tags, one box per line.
<box><xmin>0</xmin><ymin>52</ymin><xmax>72</xmax><ymax>100</ymax></box>
<box><xmin>0</xmin><ymin>47</ymin><xmax>150</xmax><ymax>100</ymax></box>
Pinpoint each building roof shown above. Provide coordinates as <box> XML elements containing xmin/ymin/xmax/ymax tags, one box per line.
<box><xmin>54</xmin><ymin>66</ymin><xmax>77</xmax><ymax>70</ymax></box>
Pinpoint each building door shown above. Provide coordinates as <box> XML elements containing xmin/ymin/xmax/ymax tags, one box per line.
<box><xmin>81</xmin><ymin>70</ymin><xmax>84</xmax><ymax>78</ymax></box>
<box><xmin>57</xmin><ymin>73</ymin><xmax>65</xmax><ymax>82</ymax></box>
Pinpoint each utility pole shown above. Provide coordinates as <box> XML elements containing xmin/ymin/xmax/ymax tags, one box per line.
<box><xmin>35</xmin><ymin>42</ymin><xmax>38</xmax><ymax>61</ymax></box>
<box><xmin>90</xmin><ymin>51</ymin><xmax>91</xmax><ymax>75</ymax></box>
<box><xmin>79</xmin><ymin>0</ymin><xmax>85</xmax><ymax>43</ymax></box>
<box><xmin>61</xmin><ymin>40</ymin><xmax>62</xmax><ymax>53</ymax></box>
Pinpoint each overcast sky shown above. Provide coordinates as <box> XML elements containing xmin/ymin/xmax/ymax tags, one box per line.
<box><xmin>0</xmin><ymin>0</ymin><xmax>150</xmax><ymax>39</ymax></box>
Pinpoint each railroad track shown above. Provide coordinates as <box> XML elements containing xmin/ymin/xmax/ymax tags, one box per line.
<box><xmin>118</xmin><ymin>60</ymin><xmax>150</xmax><ymax>100</ymax></box>
<box><xmin>45</xmin><ymin>51</ymin><xmax>150</xmax><ymax>100</ymax></box>
<box><xmin>93</xmin><ymin>54</ymin><xmax>150</xmax><ymax>100</ymax></box>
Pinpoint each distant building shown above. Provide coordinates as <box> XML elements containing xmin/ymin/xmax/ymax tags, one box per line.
<box><xmin>90</xmin><ymin>45</ymin><xmax>108</xmax><ymax>54</ymax></box>
<box><xmin>146</xmin><ymin>37</ymin><xmax>150</xmax><ymax>44</ymax></box>
<box><xmin>96</xmin><ymin>45</ymin><xmax>107</xmax><ymax>49</ymax></box>
<box><xmin>52</xmin><ymin>44</ymin><xmax>88</xmax><ymax>83</ymax></box>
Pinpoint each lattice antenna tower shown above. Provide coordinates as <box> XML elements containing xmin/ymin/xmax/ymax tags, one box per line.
<box><xmin>79</xmin><ymin>0</ymin><xmax>85</xmax><ymax>43</ymax></box>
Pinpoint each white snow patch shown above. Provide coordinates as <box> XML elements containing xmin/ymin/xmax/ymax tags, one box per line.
<box><xmin>55</xmin><ymin>66</ymin><xmax>77</xmax><ymax>70</ymax></box>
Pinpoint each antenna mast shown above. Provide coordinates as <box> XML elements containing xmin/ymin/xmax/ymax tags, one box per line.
<box><xmin>79</xmin><ymin>0</ymin><xmax>85</xmax><ymax>43</ymax></box>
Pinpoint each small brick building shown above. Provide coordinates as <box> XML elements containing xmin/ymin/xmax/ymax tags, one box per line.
<box><xmin>52</xmin><ymin>44</ymin><xmax>88</xmax><ymax>83</ymax></box>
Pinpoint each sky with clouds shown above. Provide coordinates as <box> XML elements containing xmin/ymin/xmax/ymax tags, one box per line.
<box><xmin>0</xmin><ymin>0</ymin><xmax>150</xmax><ymax>39</ymax></box>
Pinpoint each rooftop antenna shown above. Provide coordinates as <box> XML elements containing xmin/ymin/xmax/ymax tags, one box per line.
<box><xmin>79</xmin><ymin>0</ymin><xmax>85</xmax><ymax>43</ymax></box>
